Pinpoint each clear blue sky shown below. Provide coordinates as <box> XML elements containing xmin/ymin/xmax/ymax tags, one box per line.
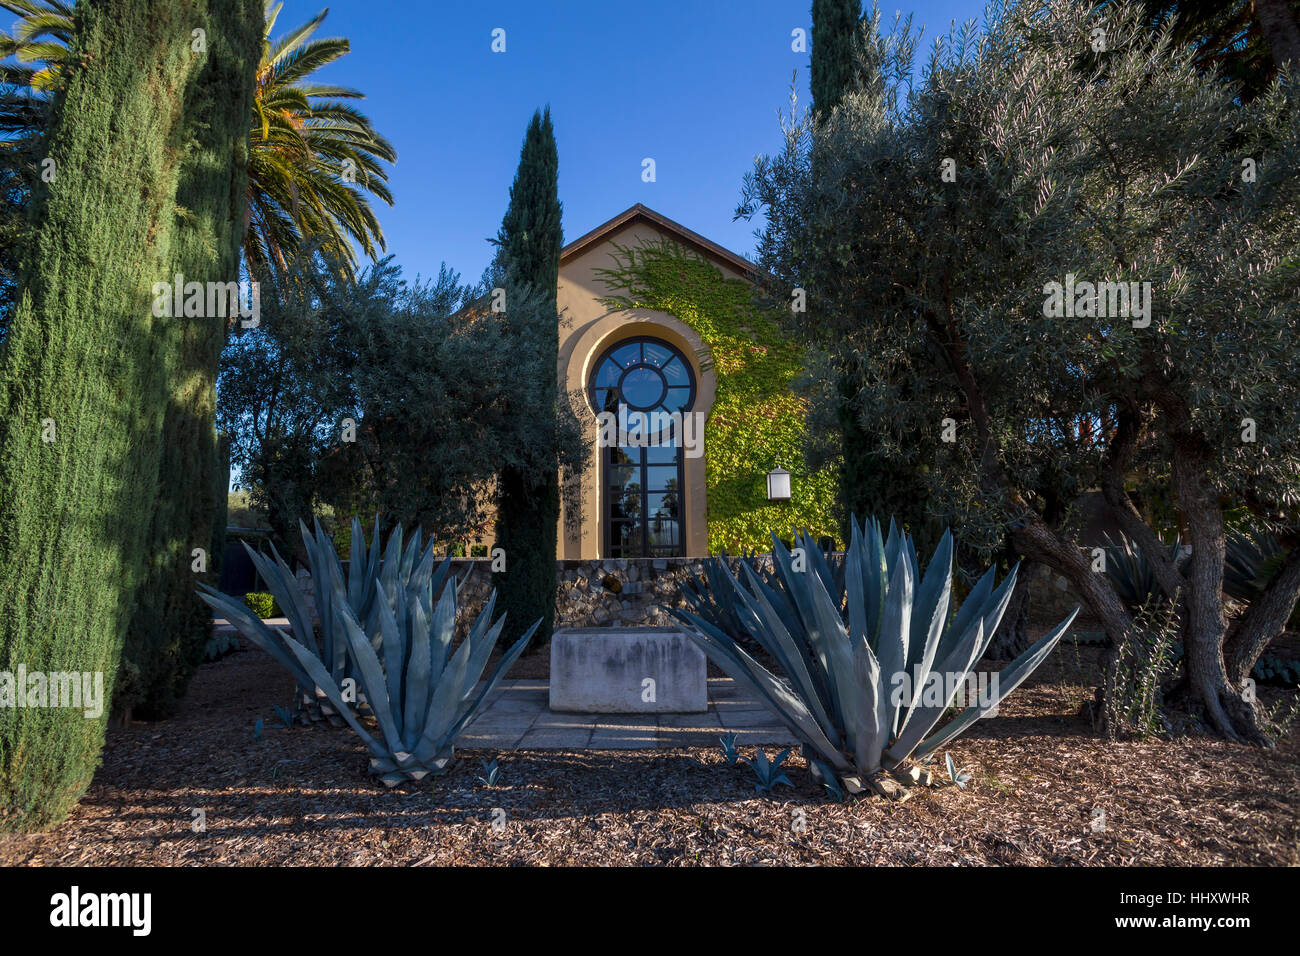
<box><xmin>308</xmin><ymin>0</ymin><xmax>988</xmax><ymax>285</ymax></box>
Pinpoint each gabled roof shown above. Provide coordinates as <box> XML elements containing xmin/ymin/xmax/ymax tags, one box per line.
<box><xmin>560</xmin><ymin>203</ymin><xmax>756</xmax><ymax>278</ymax></box>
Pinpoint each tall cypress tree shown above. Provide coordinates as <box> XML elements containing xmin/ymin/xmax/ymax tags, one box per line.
<box><xmin>812</xmin><ymin>0</ymin><xmax>877</xmax><ymax>545</ymax></box>
<box><xmin>811</xmin><ymin>0</ymin><xmax>864</xmax><ymax>116</ymax></box>
<box><xmin>492</xmin><ymin>108</ymin><xmax>562</xmax><ymax>649</ymax></box>
<box><xmin>119</xmin><ymin>0</ymin><xmax>263</xmax><ymax>719</ymax></box>
<box><xmin>0</xmin><ymin>0</ymin><xmax>218</xmax><ymax>831</ymax></box>
<box><xmin>0</xmin><ymin>0</ymin><xmax>197</xmax><ymax>827</ymax></box>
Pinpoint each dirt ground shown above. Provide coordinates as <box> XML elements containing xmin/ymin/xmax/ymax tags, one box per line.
<box><xmin>1</xmin><ymin>637</ymin><xmax>1296</xmax><ymax>866</ymax></box>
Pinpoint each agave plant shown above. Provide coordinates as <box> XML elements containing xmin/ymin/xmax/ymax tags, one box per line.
<box><xmin>211</xmin><ymin>516</ymin><xmax>462</xmax><ymax>722</ymax></box>
<box><xmin>1099</xmin><ymin>532</ymin><xmax>1184</xmax><ymax>610</ymax></box>
<box><xmin>671</xmin><ymin>517</ymin><xmax>1078</xmax><ymax>799</ymax></box>
<box><xmin>199</xmin><ymin>518</ymin><xmax>534</xmax><ymax>786</ymax></box>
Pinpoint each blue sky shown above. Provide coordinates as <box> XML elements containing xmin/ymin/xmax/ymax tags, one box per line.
<box><xmin>310</xmin><ymin>0</ymin><xmax>988</xmax><ymax>285</ymax></box>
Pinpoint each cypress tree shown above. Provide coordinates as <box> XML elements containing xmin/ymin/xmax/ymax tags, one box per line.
<box><xmin>812</xmin><ymin>0</ymin><xmax>877</xmax><ymax>545</ymax></box>
<box><xmin>119</xmin><ymin>0</ymin><xmax>262</xmax><ymax>719</ymax></box>
<box><xmin>0</xmin><ymin>0</ymin><xmax>257</xmax><ymax>831</ymax></box>
<box><xmin>492</xmin><ymin>109</ymin><xmax>562</xmax><ymax>649</ymax></box>
<box><xmin>811</xmin><ymin>0</ymin><xmax>863</xmax><ymax>116</ymax></box>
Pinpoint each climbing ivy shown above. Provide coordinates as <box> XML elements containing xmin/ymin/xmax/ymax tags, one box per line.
<box><xmin>595</xmin><ymin>240</ymin><xmax>839</xmax><ymax>554</ymax></box>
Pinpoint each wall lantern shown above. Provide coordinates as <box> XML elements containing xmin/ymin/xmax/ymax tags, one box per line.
<box><xmin>766</xmin><ymin>466</ymin><xmax>792</xmax><ymax>502</ymax></box>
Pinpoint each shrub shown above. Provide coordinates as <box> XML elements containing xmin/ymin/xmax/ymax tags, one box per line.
<box><xmin>243</xmin><ymin>592</ymin><xmax>281</xmax><ymax>620</ymax></box>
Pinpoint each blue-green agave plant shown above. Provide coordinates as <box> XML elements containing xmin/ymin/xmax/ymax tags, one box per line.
<box><xmin>199</xmin><ymin>517</ymin><xmax>535</xmax><ymax>786</ymax></box>
<box><xmin>200</xmin><ymin>516</ymin><xmax>456</xmax><ymax>721</ymax></box>
<box><xmin>671</xmin><ymin>517</ymin><xmax>1078</xmax><ymax>797</ymax></box>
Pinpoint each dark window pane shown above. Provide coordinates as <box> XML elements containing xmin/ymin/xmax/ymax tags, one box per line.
<box><xmin>620</xmin><ymin>366</ymin><xmax>665</xmax><ymax>409</ymax></box>
<box><xmin>645</xmin><ymin>465</ymin><xmax>678</xmax><ymax>490</ymax></box>
<box><xmin>662</xmin><ymin>356</ymin><xmax>689</xmax><ymax>385</ymax></box>
<box><xmin>645</xmin><ymin>445</ymin><xmax>679</xmax><ymax>465</ymax></box>
<box><xmin>595</xmin><ymin>360</ymin><xmax>621</xmax><ymax>389</ymax></box>
<box><xmin>664</xmin><ymin>386</ymin><xmax>691</xmax><ymax>412</ymax></box>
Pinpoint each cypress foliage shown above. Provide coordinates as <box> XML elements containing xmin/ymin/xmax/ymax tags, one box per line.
<box><xmin>811</xmin><ymin>0</ymin><xmax>863</xmax><ymax>116</ymax></box>
<box><xmin>492</xmin><ymin>109</ymin><xmax>562</xmax><ymax>649</ymax></box>
<box><xmin>0</xmin><ymin>0</ymin><xmax>207</xmax><ymax>831</ymax></box>
<box><xmin>812</xmin><ymin>0</ymin><xmax>876</xmax><ymax>543</ymax></box>
<box><xmin>119</xmin><ymin>0</ymin><xmax>262</xmax><ymax>719</ymax></box>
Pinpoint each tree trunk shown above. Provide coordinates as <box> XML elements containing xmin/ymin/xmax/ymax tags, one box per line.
<box><xmin>1254</xmin><ymin>0</ymin><xmax>1300</xmax><ymax>71</ymax></box>
<box><xmin>1225</xmin><ymin>543</ymin><xmax>1300</xmax><ymax>687</ymax></box>
<box><xmin>0</xmin><ymin>0</ymin><xmax>206</xmax><ymax>833</ymax></box>
<box><xmin>1168</xmin><ymin>435</ymin><xmax>1271</xmax><ymax>745</ymax></box>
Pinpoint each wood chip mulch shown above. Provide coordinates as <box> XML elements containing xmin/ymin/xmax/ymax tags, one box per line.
<box><xmin>1</xmin><ymin>639</ymin><xmax>1296</xmax><ymax>866</ymax></box>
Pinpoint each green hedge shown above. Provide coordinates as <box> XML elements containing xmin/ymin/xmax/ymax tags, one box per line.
<box><xmin>243</xmin><ymin>592</ymin><xmax>281</xmax><ymax>620</ymax></box>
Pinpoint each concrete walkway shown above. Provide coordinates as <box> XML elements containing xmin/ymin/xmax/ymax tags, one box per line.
<box><xmin>461</xmin><ymin>678</ymin><xmax>798</xmax><ymax>750</ymax></box>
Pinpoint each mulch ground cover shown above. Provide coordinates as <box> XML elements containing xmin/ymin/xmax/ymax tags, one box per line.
<box><xmin>1</xmin><ymin>636</ymin><xmax>1296</xmax><ymax>866</ymax></box>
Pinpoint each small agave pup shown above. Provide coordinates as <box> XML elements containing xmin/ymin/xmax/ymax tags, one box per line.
<box><xmin>200</xmin><ymin>518</ymin><xmax>535</xmax><ymax>786</ymax></box>
<box><xmin>672</xmin><ymin>517</ymin><xmax>1078</xmax><ymax>800</ymax></box>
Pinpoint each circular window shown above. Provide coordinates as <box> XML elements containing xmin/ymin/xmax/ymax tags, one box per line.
<box><xmin>589</xmin><ymin>337</ymin><xmax>695</xmax><ymax>417</ymax></box>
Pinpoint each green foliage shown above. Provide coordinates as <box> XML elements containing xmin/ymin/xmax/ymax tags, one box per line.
<box><xmin>243</xmin><ymin>591</ymin><xmax>281</xmax><ymax>619</ymax></box>
<box><xmin>672</xmin><ymin>518</ymin><xmax>1077</xmax><ymax>794</ymax></box>
<box><xmin>596</xmin><ymin>240</ymin><xmax>839</xmax><ymax>553</ymax></box>
<box><xmin>200</xmin><ymin>517</ymin><xmax>534</xmax><ymax>785</ymax></box>
<box><xmin>119</xmin><ymin>0</ymin><xmax>262</xmax><ymax>722</ymax></box>
<box><xmin>811</xmin><ymin>0</ymin><xmax>866</xmax><ymax>116</ymax></box>
<box><xmin>493</xmin><ymin>108</ymin><xmax>563</xmax><ymax>649</ymax></box>
<box><xmin>0</xmin><ymin>0</ymin><xmax>397</xmax><ymax>279</ymax></box>
<box><xmin>0</xmin><ymin>0</ymin><xmax>217</xmax><ymax>833</ymax></box>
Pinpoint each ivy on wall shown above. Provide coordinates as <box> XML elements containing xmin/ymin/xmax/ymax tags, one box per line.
<box><xmin>595</xmin><ymin>239</ymin><xmax>840</xmax><ymax>554</ymax></box>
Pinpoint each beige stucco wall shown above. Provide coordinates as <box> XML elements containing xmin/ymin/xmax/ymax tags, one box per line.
<box><xmin>556</xmin><ymin>219</ymin><xmax>750</xmax><ymax>558</ymax></box>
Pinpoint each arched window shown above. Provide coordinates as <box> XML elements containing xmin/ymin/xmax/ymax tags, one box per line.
<box><xmin>589</xmin><ymin>337</ymin><xmax>695</xmax><ymax>557</ymax></box>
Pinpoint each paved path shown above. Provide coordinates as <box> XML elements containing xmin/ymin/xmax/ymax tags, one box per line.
<box><xmin>461</xmin><ymin>678</ymin><xmax>798</xmax><ymax>750</ymax></box>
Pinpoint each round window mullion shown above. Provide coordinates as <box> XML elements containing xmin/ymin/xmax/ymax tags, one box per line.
<box><xmin>589</xmin><ymin>337</ymin><xmax>696</xmax><ymax>417</ymax></box>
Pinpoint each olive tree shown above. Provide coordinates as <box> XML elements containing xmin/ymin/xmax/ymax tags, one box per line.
<box><xmin>740</xmin><ymin>0</ymin><xmax>1300</xmax><ymax>742</ymax></box>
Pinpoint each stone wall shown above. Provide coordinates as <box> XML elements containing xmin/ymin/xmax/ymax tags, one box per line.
<box><xmin>450</xmin><ymin>557</ymin><xmax>716</xmax><ymax>628</ymax></box>
<box><xmin>292</xmin><ymin>554</ymin><xmax>1096</xmax><ymax>633</ymax></box>
<box><xmin>293</xmin><ymin>557</ymin><xmax>723</xmax><ymax>629</ymax></box>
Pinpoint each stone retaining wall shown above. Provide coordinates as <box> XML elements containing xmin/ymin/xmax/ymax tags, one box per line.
<box><xmin>291</xmin><ymin>557</ymin><xmax>728</xmax><ymax>629</ymax></box>
<box><xmin>292</xmin><ymin>555</ymin><xmax>1086</xmax><ymax>631</ymax></box>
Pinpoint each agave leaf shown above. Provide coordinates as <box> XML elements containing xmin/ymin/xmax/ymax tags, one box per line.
<box><xmin>428</xmin><ymin>579</ymin><xmax>458</xmax><ymax>684</ymax></box>
<box><xmin>678</xmin><ymin>609</ymin><xmax>850</xmax><ymax>771</ymax></box>
<box><xmin>335</xmin><ymin>601</ymin><xmax>405</xmax><ymax>758</ymax></box>
<box><xmin>375</xmin><ymin>585</ymin><xmax>406</xmax><ymax>729</ymax></box>
<box><xmin>912</xmin><ymin>608</ymin><xmax>1078</xmax><ymax>762</ymax></box>
<box><xmin>876</xmin><ymin>552</ymin><xmax>913</xmax><ymax>739</ymax></box>
<box><xmin>197</xmin><ymin>585</ymin><xmax>316</xmax><ymax>690</ymax></box>
<box><xmin>733</xmin><ymin>563</ymin><xmax>838</xmax><ymax>740</ymax></box>
<box><xmin>885</xmin><ymin>619</ymin><xmax>986</xmax><ymax>765</ymax></box>
<box><xmin>278</xmin><ymin>629</ymin><xmax>385</xmax><ymax>758</ymax></box>
<box><xmin>403</xmin><ymin>596</ymin><xmax>432</xmax><ymax>751</ymax></box>
<box><xmin>901</xmin><ymin>529</ymin><xmax>954</xmax><ymax>732</ymax></box>
<box><xmin>443</xmin><ymin>617</ymin><xmax>538</xmax><ymax>746</ymax></box>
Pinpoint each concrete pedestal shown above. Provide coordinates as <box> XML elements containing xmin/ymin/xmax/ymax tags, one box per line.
<box><xmin>549</xmin><ymin>627</ymin><xmax>707</xmax><ymax>713</ymax></box>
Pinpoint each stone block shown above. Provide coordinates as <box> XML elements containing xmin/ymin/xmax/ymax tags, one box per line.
<box><xmin>549</xmin><ymin>627</ymin><xmax>707</xmax><ymax>713</ymax></box>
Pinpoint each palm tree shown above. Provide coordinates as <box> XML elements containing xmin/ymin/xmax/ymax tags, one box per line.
<box><xmin>0</xmin><ymin>0</ymin><xmax>395</xmax><ymax>277</ymax></box>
